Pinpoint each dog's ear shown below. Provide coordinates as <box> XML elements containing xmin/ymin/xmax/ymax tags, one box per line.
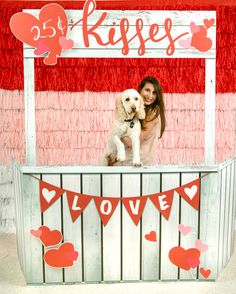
<box><xmin>115</xmin><ymin>96</ymin><xmax>126</xmax><ymax>120</ymax></box>
<box><xmin>136</xmin><ymin>95</ymin><xmax>146</xmax><ymax>120</ymax></box>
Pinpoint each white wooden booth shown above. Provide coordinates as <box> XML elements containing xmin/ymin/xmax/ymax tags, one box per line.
<box><xmin>12</xmin><ymin>7</ymin><xmax>236</xmax><ymax>284</ymax></box>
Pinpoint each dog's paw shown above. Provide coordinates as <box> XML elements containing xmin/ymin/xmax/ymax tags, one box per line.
<box><xmin>117</xmin><ymin>152</ymin><xmax>126</xmax><ymax>162</ymax></box>
<box><xmin>133</xmin><ymin>162</ymin><xmax>142</xmax><ymax>167</ymax></box>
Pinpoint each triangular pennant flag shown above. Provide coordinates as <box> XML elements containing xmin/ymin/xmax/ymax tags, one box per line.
<box><xmin>40</xmin><ymin>180</ymin><xmax>65</xmax><ymax>212</ymax></box>
<box><xmin>175</xmin><ymin>178</ymin><xmax>200</xmax><ymax>210</ymax></box>
<box><xmin>66</xmin><ymin>191</ymin><xmax>92</xmax><ymax>222</ymax></box>
<box><xmin>94</xmin><ymin>197</ymin><xmax>120</xmax><ymax>226</ymax></box>
<box><xmin>149</xmin><ymin>189</ymin><xmax>174</xmax><ymax>220</ymax></box>
<box><xmin>122</xmin><ymin>196</ymin><xmax>147</xmax><ymax>225</ymax></box>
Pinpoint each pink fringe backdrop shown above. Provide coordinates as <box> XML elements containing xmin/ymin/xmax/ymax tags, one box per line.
<box><xmin>0</xmin><ymin>90</ymin><xmax>235</xmax><ymax>165</ymax></box>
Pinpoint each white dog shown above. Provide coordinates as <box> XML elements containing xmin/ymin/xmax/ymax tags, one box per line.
<box><xmin>101</xmin><ymin>89</ymin><xmax>146</xmax><ymax>166</ymax></box>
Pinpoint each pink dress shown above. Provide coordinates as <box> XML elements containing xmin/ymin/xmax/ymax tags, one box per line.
<box><xmin>113</xmin><ymin>115</ymin><xmax>161</xmax><ymax>166</ymax></box>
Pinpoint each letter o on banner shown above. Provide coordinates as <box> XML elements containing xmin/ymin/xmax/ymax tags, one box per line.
<box><xmin>100</xmin><ymin>200</ymin><xmax>112</xmax><ymax>215</ymax></box>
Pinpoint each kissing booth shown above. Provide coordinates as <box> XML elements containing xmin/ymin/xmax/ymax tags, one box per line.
<box><xmin>12</xmin><ymin>0</ymin><xmax>236</xmax><ymax>284</ymax></box>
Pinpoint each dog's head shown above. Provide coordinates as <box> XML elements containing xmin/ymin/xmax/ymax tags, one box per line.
<box><xmin>115</xmin><ymin>89</ymin><xmax>146</xmax><ymax>120</ymax></box>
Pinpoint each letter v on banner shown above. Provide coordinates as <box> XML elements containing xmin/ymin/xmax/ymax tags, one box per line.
<box><xmin>93</xmin><ymin>197</ymin><xmax>120</xmax><ymax>226</ymax></box>
<box><xmin>149</xmin><ymin>189</ymin><xmax>174</xmax><ymax>220</ymax></box>
<box><xmin>66</xmin><ymin>191</ymin><xmax>92</xmax><ymax>222</ymax></box>
<box><xmin>40</xmin><ymin>180</ymin><xmax>65</xmax><ymax>213</ymax></box>
<box><xmin>122</xmin><ymin>197</ymin><xmax>148</xmax><ymax>225</ymax></box>
<box><xmin>175</xmin><ymin>178</ymin><xmax>200</xmax><ymax>210</ymax></box>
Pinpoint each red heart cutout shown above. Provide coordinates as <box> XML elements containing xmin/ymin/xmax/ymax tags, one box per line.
<box><xmin>38</xmin><ymin>226</ymin><xmax>62</xmax><ymax>247</ymax></box>
<box><xmin>169</xmin><ymin>246</ymin><xmax>201</xmax><ymax>271</ymax></box>
<box><xmin>191</xmin><ymin>26</ymin><xmax>212</xmax><ymax>52</ymax></box>
<box><xmin>200</xmin><ymin>268</ymin><xmax>211</xmax><ymax>279</ymax></box>
<box><xmin>44</xmin><ymin>242</ymin><xmax>79</xmax><ymax>268</ymax></box>
<box><xmin>145</xmin><ymin>230</ymin><xmax>157</xmax><ymax>242</ymax></box>
<box><xmin>10</xmin><ymin>3</ymin><xmax>68</xmax><ymax>65</ymax></box>
<box><xmin>204</xmin><ymin>18</ymin><xmax>215</xmax><ymax>29</ymax></box>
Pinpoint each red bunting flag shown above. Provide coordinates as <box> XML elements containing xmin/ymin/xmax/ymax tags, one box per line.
<box><xmin>66</xmin><ymin>192</ymin><xmax>92</xmax><ymax>222</ymax></box>
<box><xmin>175</xmin><ymin>178</ymin><xmax>200</xmax><ymax>210</ymax></box>
<box><xmin>40</xmin><ymin>181</ymin><xmax>65</xmax><ymax>212</ymax></box>
<box><xmin>93</xmin><ymin>197</ymin><xmax>120</xmax><ymax>226</ymax></box>
<box><xmin>149</xmin><ymin>189</ymin><xmax>174</xmax><ymax>220</ymax></box>
<box><xmin>122</xmin><ymin>196</ymin><xmax>147</xmax><ymax>225</ymax></box>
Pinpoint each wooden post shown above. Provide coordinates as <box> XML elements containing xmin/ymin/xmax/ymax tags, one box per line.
<box><xmin>205</xmin><ymin>58</ymin><xmax>216</xmax><ymax>164</ymax></box>
<box><xmin>24</xmin><ymin>56</ymin><xmax>36</xmax><ymax>165</ymax></box>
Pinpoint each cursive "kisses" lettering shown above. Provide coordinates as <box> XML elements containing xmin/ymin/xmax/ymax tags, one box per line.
<box><xmin>71</xmin><ymin>0</ymin><xmax>189</xmax><ymax>56</ymax></box>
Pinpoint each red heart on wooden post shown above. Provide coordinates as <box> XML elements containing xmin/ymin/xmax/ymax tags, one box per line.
<box><xmin>145</xmin><ymin>230</ymin><xmax>157</xmax><ymax>242</ymax></box>
<box><xmin>200</xmin><ymin>268</ymin><xmax>211</xmax><ymax>279</ymax></box>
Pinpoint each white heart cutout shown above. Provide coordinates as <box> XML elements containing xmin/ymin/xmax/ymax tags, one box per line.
<box><xmin>184</xmin><ymin>185</ymin><xmax>197</xmax><ymax>200</ymax></box>
<box><xmin>42</xmin><ymin>188</ymin><xmax>56</xmax><ymax>203</ymax></box>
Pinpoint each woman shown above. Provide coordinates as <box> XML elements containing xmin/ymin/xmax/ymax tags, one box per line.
<box><xmin>109</xmin><ymin>76</ymin><xmax>166</xmax><ymax>166</ymax></box>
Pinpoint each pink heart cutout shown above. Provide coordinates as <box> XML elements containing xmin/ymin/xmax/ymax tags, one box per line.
<box><xmin>188</xmin><ymin>258</ymin><xmax>200</xmax><ymax>268</ymax></box>
<box><xmin>59</xmin><ymin>36</ymin><xmax>74</xmax><ymax>50</ymax></box>
<box><xmin>178</xmin><ymin>224</ymin><xmax>192</xmax><ymax>236</ymax></box>
<box><xmin>65</xmin><ymin>251</ymin><xmax>79</xmax><ymax>261</ymax></box>
<box><xmin>195</xmin><ymin>240</ymin><xmax>208</xmax><ymax>253</ymax></box>
<box><xmin>30</xmin><ymin>229</ymin><xmax>42</xmax><ymax>238</ymax></box>
<box><xmin>190</xmin><ymin>22</ymin><xmax>200</xmax><ymax>34</ymax></box>
<box><xmin>179</xmin><ymin>37</ymin><xmax>192</xmax><ymax>49</ymax></box>
<box><xmin>34</xmin><ymin>40</ymin><xmax>49</xmax><ymax>56</ymax></box>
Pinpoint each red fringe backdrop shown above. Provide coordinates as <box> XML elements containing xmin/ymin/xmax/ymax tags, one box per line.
<box><xmin>0</xmin><ymin>1</ymin><xmax>235</xmax><ymax>93</ymax></box>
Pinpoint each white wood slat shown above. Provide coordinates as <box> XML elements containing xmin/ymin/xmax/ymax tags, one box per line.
<box><xmin>199</xmin><ymin>172</ymin><xmax>220</xmax><ymax>280</ymax></box>
<box><xmin>179</xmin><ymin>172</ymin><xmax>199</xmax><ymax>280</ymax></box>
<box><xmin>122</xmin><ymin>174</ymin><xmax>141</xmax><ymax>281</ymax></box>
<box><xmin>228</xmin><ymin>164</ymin><xmax>235</xmax><ymax>260</ymax></box>
<box><xmin>62</xmin><ymin>174</ymin><xmax>82</xmax><ymax>283</ymax></box>
<box><xmin>22</xmin><ymin>173</ymin><xmax>43</xmax><ymax>284</ymax></box>
<box><xmin>102</xmin><ymin>174</ymin><xmax>121</xmax><ymax>281</ymax></box>
<box><xmin>223</xmin><ymin>165</ymin><xmax>231</xmax><ymax>267</ymax></box>
<box><xmin>160</xmin><ymin>173</ymin><xmax>180</xmax><ymax>280</ymax></box>
<box><xmin>23</xmin><ymin>57</ymin><xmax>36</xmax><ymax>165</ymax></box>
<box><xmin>142</xmin><ymin>173</ymin><xmax>160</xmax><ymax>281</ymax></box>
<box><xmin>82</xmin><ymin>174</ymin><xmax>101</xmax><ymax>282</ymax></box>
<box><xmin>205</xmin><ymin>58</ymin><xmax>216</xmax><ymax>164</ymax></box>
<box><xmin>217</xmin><ymin>169</ymin><xmax>226</xmax><ymax>275</ymax></box>
<box><xmin>42</xmin><ymin>174</ymin><xmax>63</xmax><ymax>283</ymax></box>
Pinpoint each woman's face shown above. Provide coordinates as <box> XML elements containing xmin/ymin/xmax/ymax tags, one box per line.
<box><xmin>140</xmin><ymin>82</ymin><xmax>157</xmax><ymax>106</ymax></box>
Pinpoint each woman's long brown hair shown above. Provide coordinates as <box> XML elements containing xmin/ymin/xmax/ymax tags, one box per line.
<box><xmin>138</xmin><ymin>76</ymin><xmax>166</xmax><ymax>138</ymax></box>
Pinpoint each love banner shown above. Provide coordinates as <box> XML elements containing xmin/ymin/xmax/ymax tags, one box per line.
<box><xmin>37</xmin><ymin>175</ymin><xmax>203</xmax><ymax>225</ymax></box>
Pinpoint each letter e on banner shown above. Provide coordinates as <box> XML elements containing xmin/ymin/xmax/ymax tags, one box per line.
<box><xmin>149</xmin><ymin>190</ymin><xmax>174</xmax><ymax>220</ymax></box>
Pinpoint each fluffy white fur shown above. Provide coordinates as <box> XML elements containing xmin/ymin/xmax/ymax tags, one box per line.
<box><xmin>101</xmin><ymin>89</ymin><xmax>146</xmax><ymax>166</ymax></box>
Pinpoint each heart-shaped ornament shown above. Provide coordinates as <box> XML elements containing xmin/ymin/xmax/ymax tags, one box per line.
<box><xmin>145</xmin><ymin>230</ymin><xmax>157</xmax><ymax>242</ymax></box>
<box><xmin>30</xmin><ymin>229</ymin><xmax>42</xmax><ymax>238</ymax></box>
<box><xmin>42</xmin><ymin>188</ymin><xmax>56</xmax><ymax>203</ymax></box>
<box><xmin>195</xmin><ymin>240</ymin><xmax>208</xmax><ymax>253</ymax></box>
<box><xmin>191</xmin><ymin>26</ymin><xmax>213</xmax><ymax>52</ymax></box>
<box><xmin>59</xmin><ymin>36</ymin><xmax>74</xmax><ymax>50</ymax></box>
<box><xmin>190</xmin><ymin>22</ymin><xmax>200</xmax><ymax>34</ymax></box>
<box><xmin>200</xmin><ymin>267</ymin><xmax>211</xmax><ymax>279</ymax></box>
<box><xmin>184</xmin><ymin>185</ymin><xmax>197</xmax><ymax>200</ymax></box>
<box><xmin>10</xmin><ymin>3</ymin><xmax>68</xmax><ymax>65</ymax></box>
<box><xmin>178</xmin><ymin>224</ymin><xmax>192</xmax><ymax>236</ymax></box>
<box><xmin>179</xmin><ymin>37</ymin><xmax>192</xmax><ymax>49</ymax></box>
<box><xmin>204</xmin><ymin>18</ymin><xmax>215</xmax><ymax>29</ymax></box>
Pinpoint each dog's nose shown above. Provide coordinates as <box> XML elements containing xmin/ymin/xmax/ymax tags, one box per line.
<box><xmin>131</xmin><ymin>106</ymin><xmax>136</xmax><ymax>112</ymax></box>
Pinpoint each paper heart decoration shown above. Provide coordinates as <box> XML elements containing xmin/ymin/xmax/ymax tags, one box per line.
<box><xmin>44</xmin><ymin>242</ymin><xmax>79</xmax><ymax>268</ymax></box>
<box><xmin>178</xmin><ymin>224</ymin><xmax>192</xmax><ymax>236</ymax></box>
<box><xmin>10</xmin><ymin>3</ymin><xmax>68</xmax><ymax>65</ymax></box>
<box><xmin>190</xmin><ymin>22</ymin><xmax>200</xmax><ymax>34</ymax></box>
<box><xmin>187</xmin><ymin>258</ymin><xmax>200</xmax><ymax>268</ymax></box>
<box><xmin>191</xmin><ymin>26</ymin><xmax>212</xmax><ymax>52</ymax></box>
<box><xmin>59</xmin><ymin>36</ymin><xmax>74</xmax><ymax>50</ymax></box>
<box><xmin>179</xmin><ymin>37</ymin><xmax>192</xmax><ymax>49</ymax></box>
<box><xmin>200</xmin><ymin>267</ymin><xmax>211</xmax><ymax>279</ymax></box>
<box><xmin>195</xmin><ymin>240</ymin><xmax>208</xmax><ymax>253</ymax></box>
<box><xmin>169</xmin><ymin>246</ymin><xmax>201</xmax><ymax>271</ymax></box>
<box><xmin>145</xmin><ymin>230</ymin><xmax>157</xmax><ymax>242</ymax></box>
<box><xmin>42</xmin><ymin>188</ymin><xmax>56</xmax><ymax>203</ymax></box>
<box><xmin>31</xmin><ymin>225</ymin><xmax>62</xmax><ymax>247</ymax></box>
<box><xmin>204</xmin><ymin>18</ymin><xmax>215</xmax><ymax>29</ymax></box>
<box><xmin>184</xmin><ymin>185</ymin><xmax>197</xmax><ymax>200</ymax></box>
